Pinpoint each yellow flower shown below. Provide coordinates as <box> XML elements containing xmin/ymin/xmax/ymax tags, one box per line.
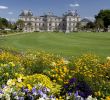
<box><xmin>5</xmin><ymin>73</ymin><xmax>9</xmax><ymax>77</ymax></box>
<box><xmin>106</xmin><ymin>96</ymin><xmax>110</xmax><ymax>100</ymax></box>
<box><xmin>3</xmin><ymin>64</ymin><xmax>8</xmax><ymax>67</ymax></box>
<box><xmin>97</xmin><ymin>91</ymin><xmax>101</xmax><ymax>96</ymax></box>
<box><xmin>53</xmin><ymin>80</ymin><xmax>56</xmax><ymax>82</ymax></box>
<box><xmin>27</xmin><ymin>84</ymin><xmax>32</xmax><ymax>90</ymax></box>
<box><xmin>9</xmin><ymin>62</ymin><xmax>15</xmax><ymax>67</ymax></box>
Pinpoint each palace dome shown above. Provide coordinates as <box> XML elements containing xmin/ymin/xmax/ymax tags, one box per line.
<box><xmin>19</xmin><ymin>10</ymin><xmax>33</xmax><ymax>16</ymax></box>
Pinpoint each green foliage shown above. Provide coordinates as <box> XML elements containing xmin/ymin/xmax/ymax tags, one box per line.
<box><xmin>0</xmin><ymin>17</ymin><xmax>9</xmax><ymax>29</ymax></box>
<box><xmin>22</xmin><ymin>74</ymin><xmax>61</xmax><ymax>94</ymax></box>
<box><xmin>16</xmin><ymin>19</ymin><xmax>25</xmax><ymax>30</ymax></box>
<box><xmin>0</xmin><ymin>50</ymin><xmax>110</xmax><ymax>98</ymax></box>
<box><xmin>95</xmin><ymin>9</ymin><xmax>110</xmax><ymax>29</ymax></box>
<box><xmin>0</xmin><ymin>62</ymin><xmax>24</xmax><ymax>85</ymax></box>
<box><xmin>70</xmin><ymin>54</ymin><xmax>110</xmax><ymax>99</ymax></box>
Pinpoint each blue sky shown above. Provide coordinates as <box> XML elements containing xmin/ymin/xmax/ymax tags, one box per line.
<box><xmin>0</xmin><ymin>0</ymin><xmax>110</xmax><ymax>21</ymax></box>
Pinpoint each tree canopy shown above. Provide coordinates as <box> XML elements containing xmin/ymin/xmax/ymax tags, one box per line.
<box><xmin>16</xmin><ymin>19</ymin><xmax>25</xmax><ymax>30</ymax></box>
<box><xmin>0</xmin><ymin>17</ymin><xmax>9</xmax><ymax>29</ymax></box>
<box><xmin>95</xmin><ymin>9</ymin><xmax>110</xmax><ymax>29</ymax></box>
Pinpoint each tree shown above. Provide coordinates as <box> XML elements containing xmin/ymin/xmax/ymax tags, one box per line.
<box><xmin>0</xmin><ymin>17</ymin><xmax>9</xmax><ymax>29</ymax></box>
<box><xmin>16</xmin><ymin>19</ymin><xmax>25</xmax><ymax>30</ymax></box>
<box><xmin>95</xmin><ymin>9</ymin><xmax>110</xmax><ymax>31</ymax></box>
<box><xmin>86</xmin><ymin>22</ymin><xmax>95</xmax><ymax>31</ymax></box>
<box><xmin>95</xmin><ymin>18</ymin><xmax>104</xmax><ymax>32</ymax></box>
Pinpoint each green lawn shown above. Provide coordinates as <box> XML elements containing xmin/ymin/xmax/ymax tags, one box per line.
<box><xmin>0</xmin><ymin>32</ymin><xmax>110</xmax><ymax>58</ymax></box>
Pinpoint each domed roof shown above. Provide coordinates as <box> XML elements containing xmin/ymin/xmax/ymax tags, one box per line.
<box><xmin>63</xmin><ymin>10</ymin><xmax>78</xmax><ymax>17</ymax></box>
<box><xmin>19</xmin><ymin>10</ymin><xmax>33</xmax><ymax>16</ymax></box>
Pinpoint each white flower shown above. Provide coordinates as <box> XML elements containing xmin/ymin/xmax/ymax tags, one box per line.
<box><xmin>107</xmin><ymin>56</ymin><xmax>110</xmax><ymax>60</ymax></box>
<box><xmin>46</xmin><ymin>88</ymin><xmax>50</xmax><ymax>92</ymax></box>
<box><xmin>51</xmin><ymin>62</ymin><xmax>56</xmax><ymax>66</ymax></box>
<box><xmin>5</xmin><ymin>94</ymin><xmax>10</xmax><ymax>100</ymax></box>
<box><xmin>0</xmin><ymin>93</ymin><xmax>3</xmax><ymax>98</ymax></box>
<box><xmin>51</xmin><ymin>98</ymin><xmax>56</xmax><ymax>100</ymax></box>
<box><xmin>7</xmin><ymin>79</ymin><xmax>15</xmax><ymax>86</ymax></box>
<box><xmin>86</xmin><ymin>95</ymin><xmax>92</xmax><ymax>100</ymax></box>
<box><xmin>63</xmin><ymin>60</ymin><xmax>69</xmax><ymax>64</ymax></box>
<box><xmin>3</xmin><ymin>86</ymin><xmax>10</xmax><ymax>93</ymax></box>
<box><xmin>38</xmin><ymin>97</ymin><xmax>45</xmax><ymax>100</ymax></box>
<box><xmin>14</xmin><ymin>96</ymin><xmax>19</xmax><ymax>99</ymax></box>
<box><xmin>17</xmin><ymin>78</ymin><xmax>22</xmax><ymax>82</ymax></box>
<box><xmin>86</xmin><ymin>95</ymin><xmax>97</xmax><ymax>100</ymax></box>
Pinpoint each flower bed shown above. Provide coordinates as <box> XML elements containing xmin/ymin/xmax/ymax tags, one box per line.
<box><xmin>0</xmin><ymin>50</ymin><xmax>110</xmax><ymax>100</ymax></box>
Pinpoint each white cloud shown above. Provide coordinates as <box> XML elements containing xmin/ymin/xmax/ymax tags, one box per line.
<box><xmin>69</xmin><ymin>3</ymin><xmax>80</xmax><ymax>7</ymax></box>
<box><xmin>8</xmin><ymin>12</ymin><xmax>13</xmax><ymax>15</ymax></box>
<box><xmin>0</xmin><ymin>5</ymin><xmax>8</xmax><ymax>10</ymax></box>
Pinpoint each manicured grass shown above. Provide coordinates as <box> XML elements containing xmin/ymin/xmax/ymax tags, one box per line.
<box><xmin>0</xmin><ymin>32</ymin><xmax>110</xmax><ymax>57</ymax></box>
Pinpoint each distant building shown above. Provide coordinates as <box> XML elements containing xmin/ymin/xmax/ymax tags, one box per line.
<box><xmin>19</xmin><ymin>10</ymin><xmax>80</xmax><ymax>32</ymax></box>
<box><xmin>80</xmin><ymin>18</ymin><xmax>91</xmax><ymax>27</ymax></box>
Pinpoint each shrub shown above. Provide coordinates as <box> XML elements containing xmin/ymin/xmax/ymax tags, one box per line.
<box><xmin>44</xmin><ymin>58</ymin><xmax>71</xmax><ymax>85</ymax></box>
<box><xmin>0</xmin><ymin>62</ymin><xmax>24</xmax><ymax>85</ymax></box>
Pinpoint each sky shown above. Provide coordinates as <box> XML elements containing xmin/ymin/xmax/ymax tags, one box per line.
<box><xmin>0</xmin><ymin>0</ymin><xmax>110</xmax><ymax>21</ymax></box>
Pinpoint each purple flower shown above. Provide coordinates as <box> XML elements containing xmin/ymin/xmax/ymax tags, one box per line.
<box><xmin>37</xmin><ymin>90</ymin><xmax>47</xmax><ymax>98</ymax></box>
<box><xmin>18</xmin><ymin>97</ymin><xmax>24</xmax><ymax>100</ymax></box>
<box><xmin>0</xmin><ymin>89</ymin><xmax>3</xmax><ymax>93</ymax></box>
<box><xmin>42</xmin><ymin>93</ymin><xmax>47</xmax><ymax>99</ymax></box>
<box><xmin>68</xmin><ymin>92</ymin><xmax>72</xmax><ymax>96</ymax></box>
<box><xmin>74</xmin><ymin>91</ymin><xmax>79</xmax><ymax>97</ymax></box>
<box><xmin>50</xmin><ymin>95</ymin><xmax>54</xmax><ymax>98</ymax></box>
<box><xmin>2</xmin><ymin>85</ymin><xmax>5</xmax><ymax>89</ymax></box>
<box><xmin>13</xmin><ymin>92</ymin><xmax>17</xmax><ymax>96</ymax></box>
<box><xmin>38</xmin><ymin>90</ymin><xmax>44</xmax><ymax>95</ymax></box>
<box><xmin>24</xmin><ymin>88</ymin><xmax>29</xmax><ymax>93</ymax></box>
<box><xmin>69</xmin><ymin>78</ymin><xmax>76</xmax><ymax>84</ymax></box>
<box><xmin>64</xmin><ymin>84</ymin><xmax>69</xmax><ymax>88</ymax></box>
<box><xmin>28</xmin><ymin>95</ymin><xmax>34</xmax><ymax>100</ymax></box>
<box><xmin>43</xmin><ymin>87</ymin><xmax>47</xmax><ymax>92</ymax></box>
<box><xmin>76</xmin><ymin>81</ymin><xmax>92</xmax><ymax>98</ymax></box>
<box><xmin>32</xmin><ymin>87</ymin><xmax>37</xmax><ymax>95</ymax></box>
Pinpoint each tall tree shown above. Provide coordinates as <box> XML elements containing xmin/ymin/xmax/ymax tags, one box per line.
<box><xmin>16</xmin><ymin>19</ymin><xmax>25</xmax><ymax>30</ymax></box>
<box><xmin>0</xmin><ymin>17</ymin><xmax>9</xmax><ymax>29</ymax></box>
<box><xmin>95</xmin><ymin>18</ymin><xmax>104</xmax><ymax>32</ymax></box>
<box><xmin>95</xmin><ymin>9</ymin><xmax>110</xmax><ymax>31</ymax></box>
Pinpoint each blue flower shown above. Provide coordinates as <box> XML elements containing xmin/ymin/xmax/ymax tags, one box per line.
<box><xmin>32</xmin><ymin>87</ymin><xmax>37</xmax><ymax>95</ymax></box>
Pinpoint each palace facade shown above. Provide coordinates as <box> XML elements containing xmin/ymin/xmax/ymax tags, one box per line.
<box><xmin>19</xmin><ymin>10</ymin><xmax>81</xmax><ymax>32</ymax></box>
